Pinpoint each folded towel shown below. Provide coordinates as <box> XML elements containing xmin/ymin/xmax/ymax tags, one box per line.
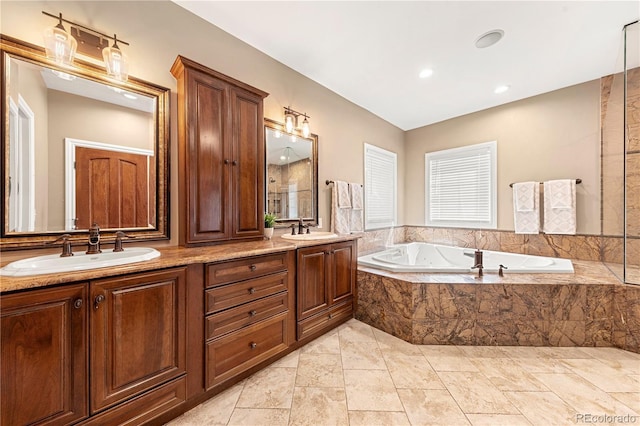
<box><xmin>331</xmin><ymin>182</ymin><xmax>351</xmax><ymax>234</ymax></box>
<box><xmin>513</xmin><ymin>182</ymin><xmax>540</xmax><ymax>234</ymax></box>
<box><xmin>350</xmin><ymin>183</ymin><xmax>363</xmax><ymax>210</ymax></box>
<box><xmin>336</xmin><ymin>181</ymin><xmax>351</xmax><ymax>208</ymax></box>
<box><xmin>543</xmin><ymin>179</ymin><xmax>576</xmax><ymax>235</ymax></box>
<box><xmin>514</xmin><ymin>182</ymin><xmax>537</xmax><ymax>212</ymax></box>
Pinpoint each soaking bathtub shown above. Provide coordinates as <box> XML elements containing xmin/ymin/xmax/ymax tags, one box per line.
<box><xmin>358</xmin><ymin>242</ymin><xmax>574</xmax><ymax>273</ymax></box>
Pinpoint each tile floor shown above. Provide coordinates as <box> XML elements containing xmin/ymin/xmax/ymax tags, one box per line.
<box><xmin>167</xmin><ymin>319</ymin><xmax>640</xmax><ymax>426</ymax></box>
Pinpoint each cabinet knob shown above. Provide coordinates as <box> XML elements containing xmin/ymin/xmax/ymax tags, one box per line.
<box><xmin>224</xmin><ymin>159</ymin><xmax>230</xmax><ymax>165</ymax></box>
<box><xmin>73</xmin><ymin>298</ymin><xmax>83</xmax><ymax>309</ymax></box>
<box><xmin>248</xmin><ymin>287</ymin><xmax>256</xmax><ymax>294</ymax></box>
<box><xmin>232</xmin><ymin>160</ymin><xmax>238</xmax><ymax>166</ymax></box>
<box><xmin>249</xmin><ymin>264</ymin><xmax>257</xmax><ymax>271</ymax></box>
<box><xmin>249</xmin><ymin>310</ymin><xmax>257</xmax><ymax>317</ymax></box>
<box><xmin>250</xmin><ymin>342</ymin><xmax>257</xmax><ymax>349</ymax></box>
<box><xmin>328</xmin><ymin>312</ymin><xmax>333</xmax><ymax>319</ymax></box>
<box><xmin>94</xmin><ymin>294</ymin><xmax>105</xmax><ymax>310</ymax></box>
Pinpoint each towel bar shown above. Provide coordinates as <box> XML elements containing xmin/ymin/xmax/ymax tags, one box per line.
<box><xmin>326</xmin><ymin>180</ymin><xmax>363</xmax><ymax>186</ymax></box>
<box><xmin>509</xmin><ymin>179</ymin><xmax>581</xmax><ymax>188</ymax></box>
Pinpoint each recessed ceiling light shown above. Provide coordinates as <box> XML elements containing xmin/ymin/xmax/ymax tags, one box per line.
<box><xmin>475</xmin><ymin>29</ymin><xmax>505</xmax><ymax>49</ymax></box>
<box><xmin>419</xmin><ymin>68</ymin><xmax>433</xmax><ymax>79</ymax></box>
<box><xmin>494</xmin><ymin>85</ymin><xmax>510</xmax><ymax>94</ymax></box>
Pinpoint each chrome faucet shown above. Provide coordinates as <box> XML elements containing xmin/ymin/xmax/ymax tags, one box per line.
<box><xmin>86</xmin><ymin>223</ymin><xmax>102</xmax><ymax>254</ymax></box>
<box><xmin>471</xmin><ymin>249</ymin><xmax>483</xmax><ymax>277</ymax></box>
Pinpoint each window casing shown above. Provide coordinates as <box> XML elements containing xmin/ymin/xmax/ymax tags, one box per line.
<box><xmin>364</xmin><ymin>143</ymin><xmax>397</xmax><ymax>229</ymax></box>
<box><xmin>425</xmin><ymin>141</ymin><xmax>497</xmax><ymax>229</ymax></box>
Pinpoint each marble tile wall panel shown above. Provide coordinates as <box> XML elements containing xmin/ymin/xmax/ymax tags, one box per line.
<box><xmin>612</xmin><ymin>285</ymin><xmax>627</xmax><ymax>348</ymax></box>
<box><xmin>627</xmin><ymin>154</ymin><xmax>640</xmax><ymax>237</ymax></box>
<box><xmin>412</xmin><ymin>284</ymin><xmax>440</xmax><ymax>320</ymax></box>
<box><xmin>622</xmin><ymin>284</ymin><xmax>640</xmax><ymax>352</ymax></box>
<box><xmin>601</xmin><ymin>236</ymin><xmax>624</xmax><ymax>264</ymax></box>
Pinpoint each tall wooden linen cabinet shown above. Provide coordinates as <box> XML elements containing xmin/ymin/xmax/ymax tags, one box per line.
<box><xmin>171</xmin><ymin>56</ymin><xmax>268</xmax><ymax>246</ymax></box>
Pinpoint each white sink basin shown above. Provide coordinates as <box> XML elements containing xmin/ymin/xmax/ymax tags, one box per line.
<box><xmin>0</xmin><ymin>247</ymin><xmax>161</xmax><ymax>277</ymax></box>
<box><xmin>281</xmin><ymin>232</ymin><xmax>338</xmax><ymax>241</ymax></box>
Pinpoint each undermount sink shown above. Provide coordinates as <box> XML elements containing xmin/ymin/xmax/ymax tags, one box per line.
<box><xmin>0</xmin><ymin>247</ymin><xmax>161</xmax><ymax>277</ymax></box>
<box><xmin>281</xmin><ymin>231</ymin><xmax>338</xmax><ymax>241</ymax></box>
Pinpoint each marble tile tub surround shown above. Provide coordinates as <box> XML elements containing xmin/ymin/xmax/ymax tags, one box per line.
<box><xmin>358</xmin><ymin>226</ymin><xmax>623</xmax><ymax>263</ymax></box>
<box><xmin>356</xmin><ymin>264</ymin><xmax>640</xmax><ymax>353</ymax></box>
<box><xmin>168</xmin><ymin>319</ymin><xmax>640</xmax><ymax>426</ymax></box>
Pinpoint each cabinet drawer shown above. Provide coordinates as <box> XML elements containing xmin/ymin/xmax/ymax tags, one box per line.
<box><xmin>205</xmin><ymin>272</ymin><xmax>288</xmax><ymax>314</ymax></box>
<box><xmin>206</xmin><ymin>313</ymin><xmax>288</xmax><ymax>389</ymax></box>
<box><xmin>206</xmin><ymin>292</ymin><xmax>288</xmax><ymax>340</ymax></box>
<box><xmin>297</xmin><ymin>299</ymin><xmax>353</xmax><ymax>341</ymax></box>
<box><xmin>206</xmin><ymin>253</ymin><xmax>288</xmax><ymax>287</ymax></box>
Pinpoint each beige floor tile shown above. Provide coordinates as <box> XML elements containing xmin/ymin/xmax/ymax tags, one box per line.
<box><xmin>458</xmin><ymin>346</ymin><xmax>511</xmax><ymax>358</ymax></box>
<box><xmin>340</xmin><ymin>340</ymin><xmax>387</xmax><ymax>370</ymax></box>
<box><xmin>576</xmin><ymin>348</ymin><xmax>640</xmax><ymax>375</ymax></box>
<box><xmin>535</xmin><ymin>346</ymin><xmax>592</xmax><ymax>359</ymax></box>
<box><xmin>348</xmin><ymin>411</ymin><xmax>411</xmax><ymax>426</ymax></box>
<box><xmin>470</xmin><ymin>358</ymin><xmax>548</xmax><ymax>391</ymax></box>
<box><xmin>510</xmin><ymin>356</ymin><xmax>572</xmax><ymax>373</ymax></box>
<box><xmin>166</xmin><ymin>382</ymin><xmax>243</xmax><ymax>425</ymax></box>
<box><xmin>270</xmin><ymin>350</ymin><xmax>300</xmax><ymax>368</ymax></box>
<box><xmin>384</xmin><ymin>355</ymin><xmax>445</xmax><ymax>389</ymax></box>
<box><xmin>419</xmin><ymin>345</ymin><xmax>466</xmax><ymax>357</ymax></box>
<box><xmin>505</xmin><ymin>391</ymin><xmax>577</xmax><ymax>426</ymax></box>
<box><xmin>466</xmin><ymin>413</ymin><xmax>533</xmax><ymax>426</ymax></box>
<box><xmin>296</xmin><ymin>353</ymin><xmax>344</xmax><ymax>387</ymax></box>
<box><xmin>437</xmin><ymin>371</ymin><xmax>519</xmax><ymax>414</ymax></box>
<box><xmin>419</xmin><ymin>345</ymin><xmax>480</xmax><ymax>372</ymax></box>
<box><xmin>609</xmin><ymin>392</ymin><xmax>640</xmax><ymax>412</ymax></box>
<box><xmin>300</xmin><ymin>331</ymin><xmax>341</xmax><ymax>354</ymax></box>
<box><xmin>373</xmin><ymin>327</ymin><xmax>425</xmax><ymax>356</ymax></box>
<box><xmin>560</xmin><ymin>358</ymin><xmax>640</xmax><ymax>392</ymax></box>
<box><xmin>397</xmin><ymin>388</ymin><xmax>470</xmax><ymax>425</ymax></box>
<box><xmin>288</xmin><ymin>387</ymin><xmax>348</xmax><ymax>426</ymax></box>
<box><xmin>532</xmin><ymin>373</ymin><xmax>640</xmax><ymax>416</ymax></box>
<box><xmin>338</xmin><ymin>319</ymin><xmax>377</xmax><ymax>343</ymax></box>
<box><xmin>236</xmin><ymin>367</ymin><xmax>296</xmax><ymax>409</ymax></box>
<box><xmin>343</xmin><ymin>369</ymin><xmax>403</xmax><ymax>411</ymax></box>
<box><xmin>227</xmin><ymin>408</ymin><xmax>289</xmax><ymax>426</ymax></box>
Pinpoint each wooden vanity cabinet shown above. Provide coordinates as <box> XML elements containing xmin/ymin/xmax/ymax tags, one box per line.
<box><xmin>1</xmin><ymin>267</ymin><xmax>192</xmax><ymax>426</ymax></box>
<box><xmin>204</xmin><ymin>252</ymin><xmax>295</xmax><ymax>390</ymax></box>
<box><xmin>171</xmin><ymin>56</ymin><xmax>268</xmax><ymax>246</ymax></box>
<box><xmin>297</xmin><ymin>240</ymin><xmax>357</xmax><ymax>341</ymax></box>
<box><xmin>1</xmin><ymin>284</ymin><xmax>89</xmax><ymax>426</ymax></box>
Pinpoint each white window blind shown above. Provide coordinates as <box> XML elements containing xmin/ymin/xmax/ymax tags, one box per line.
<box><xmin>364</xmin><ymin>143</ymin><xmax>397</xmax><ymax>229</ymax></box>
<box><xmin>425</xmin><ymin>141</ymin><xmax>497</xmax><ymax>229</ymax></box>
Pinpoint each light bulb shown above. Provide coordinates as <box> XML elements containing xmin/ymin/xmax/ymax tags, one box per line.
<box><xmin>284</xmin><ymin>112</ymin><xmax>295</xmax><ymax>133</ymax></box>
<box><xmin>103</xmin><ymin>35</ymin><xmax>129</xmax><ymax>82</ymax></box>
<box><xmin>43</xmin><ymin>15</ymin><xmax>77</xmax><ymax>66</ymax></box>
<box><xmin>302</xmin><ymin>117</ymin><xmax>310</xmax><ymax>138</ymax></box>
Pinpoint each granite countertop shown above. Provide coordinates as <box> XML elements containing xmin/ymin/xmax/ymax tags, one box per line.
<box><xmin>0</xmin><ymin>234</ymin><xmax>359</xmax><ymax>293</ymax></box>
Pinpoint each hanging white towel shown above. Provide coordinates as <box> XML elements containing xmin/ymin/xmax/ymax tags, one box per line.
<box><xmin>513</xmin><ymin>182</ymin><xmax>540</xmax><ymax>234</ymax></box>
<box><xmin>543</xmin><ymin>179</ymin><xmax>576</xmax><ymax>235</ymax></box>
<box><xmin>349</xmin><ymin>183</ymin><xmax>364</xmax><ymax>233</ymax></box>
<box><xmin>331</xmin><ymin>181</ymin><xmax>351</xmax><ymax>234</ymax></box>
<box><xmin>336</xmin><ymin>181</ymin><xmax>351</xmax><ymax>208</ymax></box>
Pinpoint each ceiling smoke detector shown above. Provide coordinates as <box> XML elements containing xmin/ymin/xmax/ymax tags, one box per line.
<box><xmin>475</xmin><ymin>29</ymin><xmax>505</xmax><ymax>48</ymax></box>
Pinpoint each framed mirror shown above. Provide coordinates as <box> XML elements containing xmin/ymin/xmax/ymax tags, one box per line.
<box><xmin>1</xmin><ymin>35</ymin><xmax>169</xmax><ymax>250</ymax></box>
<box><xmin>264</xmin><ymin>118</ymin><xmax>318</xmax><ymax>226</ymax></box>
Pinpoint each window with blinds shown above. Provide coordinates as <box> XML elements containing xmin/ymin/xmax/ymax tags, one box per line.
<box><xmin>364</xmin><ymin>143</ymin><xmax>397</xmax><ymax>229</ymax></box>
<box><xmin>425</xmin><ymin>141</ymin><xmax>497</xmax><ymax>229</ymax></box>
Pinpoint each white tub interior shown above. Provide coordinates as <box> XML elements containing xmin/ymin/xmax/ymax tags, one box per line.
<box><xmin>358</xmin><ymin>242</ymin><xmax>574</xmax><ymax>273</ymax></box>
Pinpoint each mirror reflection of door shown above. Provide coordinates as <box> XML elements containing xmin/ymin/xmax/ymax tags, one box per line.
<box><xmin>66</xmin><ymin>139</ymin><xmax>152</xmax><ymax>230</ymax></box>
<box><xmin>8</xmin><ymin>96</ymin><xmax>35</xmax><ymax>232</ymax></box>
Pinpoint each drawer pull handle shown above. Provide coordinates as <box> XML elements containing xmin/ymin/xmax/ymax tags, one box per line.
<box><xmin>250</xmin><ymin>264</ymin><xmax>257</xmax><ymax>271</ymax></box>
<box><xmin>249</xmin><ymin>287</ymin><xmax>256</xmax><ymax>294</ymax></box>
<box><xmin>328</xmin><ymin>312</ymin><xmax>333</xmax><ymax>319</ymax></box>
<box><xmin>74</xmin><ymin>298</ymin><xmax>83</xmax><ymax>309</ymax></box>
<box><xmin>250</xmin><ymin>342</ymin><xmax>257</xmax><ymax>349</ymax></box>
<box><xmin>249</xmin><ymin>310</ymin><xmax>257</xmax><ymax>317</ymax></box>
<box><xmin>94</xmin><ymin>294</ymin><xmax>105</xmax><ymax>310</ymax></box>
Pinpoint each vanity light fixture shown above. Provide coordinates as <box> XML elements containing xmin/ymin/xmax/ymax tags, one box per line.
<box><xmin>283</xmin><ymin>106</ymin><xmax>311</xmax><ymax>138</ymax></box>
<box><xmin>43</xmin><ymin>12</ymin><xmax>77</xmax><ymax>66</ymax></box>
<box><xmin>42</xmin><ymin>11</ymin><xmax>131</xmax><ymax>81</ymax></box>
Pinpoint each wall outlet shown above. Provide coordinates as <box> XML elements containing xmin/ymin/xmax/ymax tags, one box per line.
<box><xmin>318</xmin><ymin>217</ymin><xmax>323</xmax><ymax>229</ymax></box>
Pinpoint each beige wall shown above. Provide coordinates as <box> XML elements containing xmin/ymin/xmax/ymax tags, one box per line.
<box><xmin>1</xmin><ymin>0</ymin><xmax>405</xmax><ymax>246</ymax></box>
<box><xmin>405</xmin><ymin>81</ymin><xmax>602</xmax><ymax>235</ymax></box>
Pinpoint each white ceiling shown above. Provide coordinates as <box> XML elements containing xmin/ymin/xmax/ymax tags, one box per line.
<box><xmin>174</xmin><ymin>1</ymin><xmax>639</xmax><ymax>131</ymax></box>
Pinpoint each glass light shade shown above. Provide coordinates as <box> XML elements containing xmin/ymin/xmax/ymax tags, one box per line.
<box><xmin>284</xmin><ymin>112</ymin><xmax>296</xmax><ymax>133</ymax></box>
<box><xmin>102</xmin><ymin>44</ymin><xmax>129</xmax><ymax>82</ymax></box>
<box><xmin>43</xmin><ymin>25</ymin><xmax>77</xmax><ymax>66</ymax></box>
<box><xmin>301</xmin><ymin>117</ymin><xmax>310</xmax><ymax>138</ymax></box>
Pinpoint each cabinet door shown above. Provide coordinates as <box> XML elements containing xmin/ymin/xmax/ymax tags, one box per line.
<box><xmin>229</xmin><ymin>86</ymin><xmax>264</xmax><ymax>239</ymax></box>
<box><xmin>185</xmin><ymin>68</ymin><xmax>231</xmax><ymax>243</ymax></box>
<box><xmin>1</xmin><ymin>284</ymin><xmax>88</xmax><ymax>425</ymax></box>
<box><xmin>297</xmin><ymin>245</ymin><xmax>330</xmax><ymax>319</ymax></box>
<box><xmin>90</xmin><ymin>268</ymin><xmax>186</xmax><ymax>413</ymax></box>
<box><xmin>331</xmin><ymin>241</ymin><xmax>356</xmax><ymax>304</ymax></box>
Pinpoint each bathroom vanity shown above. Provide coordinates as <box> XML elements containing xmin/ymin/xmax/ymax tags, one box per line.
<box><xmin>0</xmin><ymin>237</ymin><xmax>358</xmax><ymax>425</ymax></box>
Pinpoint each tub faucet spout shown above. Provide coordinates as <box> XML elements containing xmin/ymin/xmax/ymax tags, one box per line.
<box><xmin>471</xmin><ymin>249</ymin><xmax>483</xmax><ymax>277</ymax></box>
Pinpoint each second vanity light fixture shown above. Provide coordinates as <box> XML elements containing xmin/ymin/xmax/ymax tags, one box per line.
<box><xmin>42</xmin><ymin>11</ymin><xmax>130</xmax><ymax>82</ymax></box>
<box><xmin>283</xmin><ymin>106</ymin><xmax>311</xmax><ymax>138</ymax></box>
